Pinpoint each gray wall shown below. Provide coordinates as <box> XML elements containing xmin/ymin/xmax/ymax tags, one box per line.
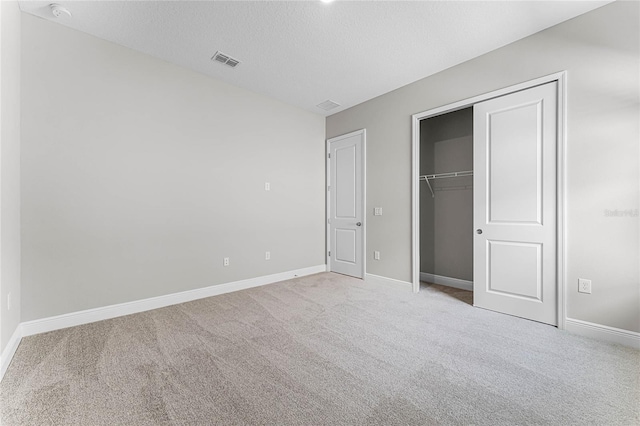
<box><xmin>21</xmin><ymin>14</ymin><xmax>326</xmax><ymax>322</ymax></box>
<box><xmin>420</xmin><ymin>108</ymin><xmax>473</xmax><ymax>281</ymax></box>
<box><xmin>327</xmin><ymin>2</ymin><xmax>640</xmax><ymax>332</ymax></box>
<box><xmin>419</xmin><ymin>121</ymin><xmax>435</xmax><ymax>275</ymax></box>
<box><xmin>0</xmin><ymin>0</ymin><xmax>22</xmax><ymax>354</ymax></box>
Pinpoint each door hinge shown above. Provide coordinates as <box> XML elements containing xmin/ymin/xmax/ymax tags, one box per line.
<box><xmin>328</xmin><ymin>251</ymin><xmax>331</xmax><ymax>257</ymax></box>
<box><xmin>328</xmin><ymin>153</ymin><xmax>331</xmax><ymax>159</ymax></box>
<box><xmin>327</xmin><ymin>185</ymin><xmax>330</xmax><ymax>191</ymax></box>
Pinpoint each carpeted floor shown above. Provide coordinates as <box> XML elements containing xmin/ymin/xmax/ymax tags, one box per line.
<box><xmin>1</xmin><ymin>272</ymin><xmax>638</xmax><ymax>425</ymax></box>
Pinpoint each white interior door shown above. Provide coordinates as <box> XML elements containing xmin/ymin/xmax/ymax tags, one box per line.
<box><xmin>328</xmin><ymin>130</ymin><xmax>364</xmax><ymax>279</ymax></box>
<box><xmin>473</xmin><ymin>82</ymin><xmax>557</xmax><ymax>325</ymax></box>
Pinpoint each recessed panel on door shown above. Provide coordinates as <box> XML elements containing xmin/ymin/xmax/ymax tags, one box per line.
<box><xmin>335</xmin><ymin>145</ymin><xmax>356</xmax><ymax>219</ymax></box>
<box><xmin>335</xmin><ymin>228</ymin><xmax>357</xmax><ymax>264</ymax></box>
<box><xmin>487</xmin><ymin>240</ymin><xmax>542</xmax><ymax>301</ymax></box>
<box><xmin>488</xmin><ymin>101</ymin><xmax>543</xmax><ymax>225</ymax></box>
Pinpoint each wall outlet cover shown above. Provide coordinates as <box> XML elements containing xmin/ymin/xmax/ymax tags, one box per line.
<box><xmin>578</xmin><ymin>278</ymin><xmax>592</xmax><ymax>294</ymax></box>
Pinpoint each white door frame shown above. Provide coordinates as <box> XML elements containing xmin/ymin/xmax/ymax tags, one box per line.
<box><xmin>411</xmin><ymin>72</ymin><xmax>567</xmax><ymax>330</ymax></box>
<box><xmin>327</xmin><ymin>129</ymin><xmax>367</xmax><ymax>278</ymax></box>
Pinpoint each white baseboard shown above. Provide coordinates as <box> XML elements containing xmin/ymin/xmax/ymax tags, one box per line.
<box><xmin>6</xmin><ymin>265</ymin><xmax>637</xmax><ymax>383</ymax></box>
<box><xmin>0</xmin><ymin>325</ymin><xmax>23</xmax><ymax>381</ymax></box>
<box><xmin>365</xmin><ymin>273</ymin><xmax>413</xmax><ymax>291</ymax></box>
<box><xmin>420</xmin><ymin>272</ymin><xmax>473</xmax><ymax>292</ymax></box>
<box><xmin>20</xmin><ymin>264</ymin><xmax>327</xmax><ymax>338</ymax></box>
<box><xmin>2</xmin><ymin>264</ymin><xmax>325</xmax><ymax>382</ymax></box>
<box><xmin>565</xmin><ymin>318</ymin><xmax>640</xmax><ymax>349</ymax></box>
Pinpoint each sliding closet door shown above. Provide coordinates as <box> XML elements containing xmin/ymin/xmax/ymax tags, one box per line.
<box><xmin>473</xmin><ymin>82</ymin><xmax>557</xmax><ymax>326</ymax></box>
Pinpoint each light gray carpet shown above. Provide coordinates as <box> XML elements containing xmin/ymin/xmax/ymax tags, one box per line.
<box><xmin>1</xmin><ymin>272</ymin><xmax>638</xmax><ymax>425</ymax></box>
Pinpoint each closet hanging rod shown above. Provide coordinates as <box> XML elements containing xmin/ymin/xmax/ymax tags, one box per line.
<box><xmin>419</xmin><ymin>170</ymin><xmax>473</xmax><ymax>198</ymax></box>
<box><xmin>419</xmin><ymin>170</ymin><xmax>473</xmax><ymax>181</ymax></box>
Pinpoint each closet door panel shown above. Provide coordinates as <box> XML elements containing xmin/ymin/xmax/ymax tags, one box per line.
<box><xmin>487</xmin><ymin>102</ymin><xmax>543</xmax><ymax>225</ymax></box>
<box><xmin>487</xmin><ymin>240</ymin><xmax>542</xmax><ymax>301</ymax></box>
<box><xmin>474</xmin><ymin>82</ymin><xmax>557</xmax><ymax>326</ymax></box>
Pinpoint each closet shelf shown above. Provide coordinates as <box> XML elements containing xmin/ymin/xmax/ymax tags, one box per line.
<box><xmin>420</xmin><ymin>170</ymin><xmax>473</xmax><ymax>180</ymax></box>
<box><xmin>419</xmin><ymin>170</ymin><xmax>473</xmax><ymax>198</ymax></box>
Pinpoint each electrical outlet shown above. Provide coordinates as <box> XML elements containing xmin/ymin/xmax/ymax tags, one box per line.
<box><xmin>265</xmin><ymin>182</ymin><xmax>270</xmax><ymax>191</ymax></box>
<box><xmin>265</xmin><ymin>251</ymin><xmax>271</xmax><ymax>260</ymax></box>
<box><xmin>578</xmin><ymin>278</ymin><xmax>592</xmax><ymax>294</ymax></box>
<box><xmin>223</xmin><ymin>257</ymin><xmax>230</xmax><ymax>267</ymax></box>
<box><xmin>374</xmin><ymin>207</ymin><xmax>383</xmax><ymax>216</ymax></box>
<box><xmin>7</xmin><ymin>292</ymin><xmax>11</xmax><ymax>311</ymax></box>
<box><xmin>374</xmin><ymin>251</ymin><xmax>380</xmax><ymax>260</ymax></box>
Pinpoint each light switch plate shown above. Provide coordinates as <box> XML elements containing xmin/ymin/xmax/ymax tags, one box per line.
<box><xmin>578</xmin><ymin>278</ymin><xmax>591</xmax><ymax>294</ymax></box>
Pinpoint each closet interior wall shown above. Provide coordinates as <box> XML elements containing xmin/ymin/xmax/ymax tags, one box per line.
<box><xmin>420</xmin><ymin>108</ymin><xmax>474</xmax><ymax>284</ymax></box>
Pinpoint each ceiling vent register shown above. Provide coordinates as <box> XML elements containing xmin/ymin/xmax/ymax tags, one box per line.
<box><xmin>317</xmin><ymin>100</ymin><xmax>341</xmax><ymax>111</ymax></box>
<box><xmin>211</xmin><ymin>51</ymin><xmax>240</xmax><ymax>68</ymax></box>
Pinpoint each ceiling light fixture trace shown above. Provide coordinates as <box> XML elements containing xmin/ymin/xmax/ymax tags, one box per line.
<box><xmin>49</xmin><ymin>3</ymin><xmax>72</xmax><ymax>18</ymax></box>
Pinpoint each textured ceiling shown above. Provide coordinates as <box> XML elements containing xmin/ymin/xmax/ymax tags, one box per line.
<box><xmin>19</xmin><ymin>1</ymin><xmax>611</xmax><ymax>116</ymax></box>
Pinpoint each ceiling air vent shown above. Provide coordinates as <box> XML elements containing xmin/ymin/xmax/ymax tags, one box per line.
<box><xmin>211</xmin><ymin>51</ymin><xmax>240</xmax><ymax>68</ymax></box>
<box><xmin>317</xmin><ymin>100</ymin><xmax>340</xmax><ymax>111</ymax></box>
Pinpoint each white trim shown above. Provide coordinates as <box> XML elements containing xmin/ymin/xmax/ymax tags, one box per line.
<box><xmin>565</xmin><ymin>318</ymin><xmax>640</xmax><ymax>349</ymax></box>
<box><xmin>326</xmin><ymin>138</ymin><xmax>331</xmax><ymax>269</ymax></box>
<box><xmin>20</xmin><ymin>265</ymin><xmax>326</xmax><ymax>338</ymax></box>
<box><xmin>411</xmin><ymin>115</ymin><xmax>420</xmax><ymax>293</ymax></box>
<box><xmin>0</xmin><ymin>325</ymin><xmax>23</xmax><ymax>382</ymax></box>
<box><xmin>412</xmin><ymin>72</ymin><xmax>567</xmax><ymax>123</ymax></box>
<box><xmin>362</xmin><ymin>130</ymin><xmax>367</xmax><ymax>280</ymax></box>
<box><xmin>411</xmin><ymin>71</ymin><xmax>567</xmax><ymax>329</ymax></box>
<box><xmin>556</xmin><ymin>72</ymin><xmax>568</xmax><ymax>331</ymax></box>
<box><xmin>420</xmin><ymin>273</ymin><xmax>473</xmax><ymax>292</ymax></box>
<box><xmin>326</xmin><ymin>129</ymin><xmax>366</xmax><ymax>279</ymax></box>
<box><xmin>365</xmin><ymin>273</ymin><xmax>413</xmax><ymax>291</ymax></box>
<box><xmin>2</xmin><ymin>265</ymin><xmax>327</xmax><ymax>382</ymax></box>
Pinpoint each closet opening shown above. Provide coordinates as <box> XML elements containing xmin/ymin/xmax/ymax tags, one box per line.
<box><xmin>411</xmin><ymin>72</ymin><xmax>566</xmax><ymax>327</ymax></box>
<box><xmin>419</xmin><ymin>107</ymin><xmax>474</xmax><ymax>300</ymax></box>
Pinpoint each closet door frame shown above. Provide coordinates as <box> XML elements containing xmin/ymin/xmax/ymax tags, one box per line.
<box><xmin>411</xmin><ymin>71</ymin><xmax>567</xmax><ymax>330</ymax></box>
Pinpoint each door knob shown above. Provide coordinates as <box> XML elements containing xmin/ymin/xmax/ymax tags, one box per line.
<box><xmin>476</xmin><ymin>229</ymin><xmax>483</xmax><ymax>234</ymax></box>
<box><xmin>356</xmin><ymin>222</ymin><xmax>362</xmax><ymax>226</ymax></box>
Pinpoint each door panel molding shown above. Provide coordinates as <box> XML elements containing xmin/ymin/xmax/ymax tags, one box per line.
<box><xmin>411</xmin><ymin>71</ymin><xmax>566</xmax><ymax>329</ymax></box>
<box><xmin>487</xmin><ymin>240</ymin><xmax>543</xmax><ymax>302</ymax></box>
<box><xmin>487</xmin><ymin>100</ymin><xmax>544</xmax><ymax>225</ymax></box>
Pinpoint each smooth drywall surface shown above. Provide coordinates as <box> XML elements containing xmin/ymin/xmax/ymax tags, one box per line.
<box><xmin>327</xmin><ymin>2</ymin><xmax>639</xmax><ymax>332</ymax></box>
<box><xmin>0</xmin><ymin>1</ymin><xmax>22</xmax><ymax>354</ymax></box>
<box><xmin>420</xmin><ymin>108</ymin><xmax>473</xmax><ymax>281</ymax></box>
<box><xmin>21</xmin><ymin>14</ymin><xmax>325</xmax><ymax>321</ymax></box>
